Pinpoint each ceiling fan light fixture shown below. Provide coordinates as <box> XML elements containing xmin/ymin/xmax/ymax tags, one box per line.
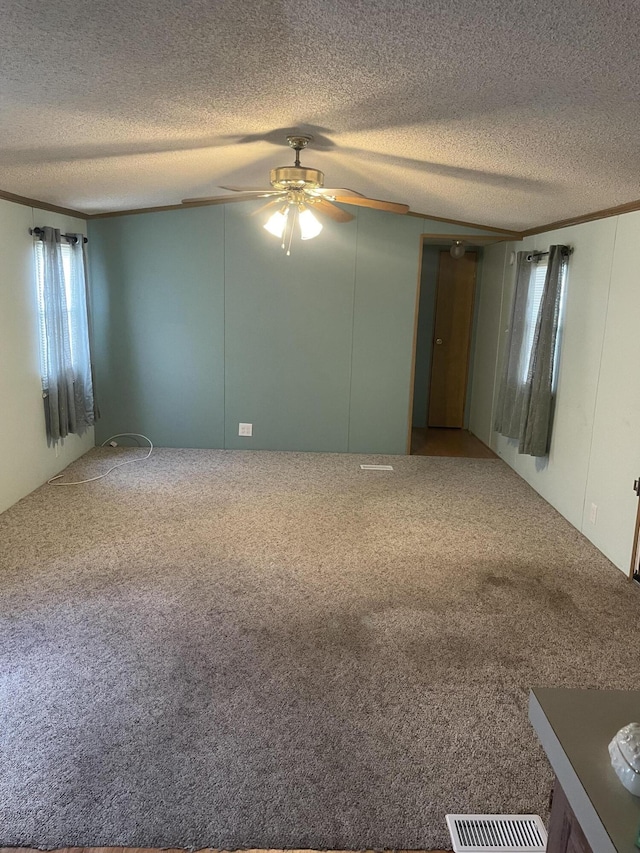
<box><xmin>450</xmin><ymin>240</ymin><xmax>466</xmax><ymax>259</ymax></box>
<box><xmin>187</xmin><ymin>135</ymin><xmax>409</xmax><ymax>254</ymax></box>
<box><xmin>264</xmin><ymin>207</ymin><xmax>289</xmax><ymax>239</ymax></box>
<box><xmin>298</xmin><ymin>206</ymin><xmax>323</xmax><ymax>240</ymax></box>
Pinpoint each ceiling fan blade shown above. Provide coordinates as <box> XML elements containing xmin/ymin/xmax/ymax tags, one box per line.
<box><xmin>317</xmin><ymin>188</ymin><xmax>365</xmax><ymax>198</ymax></box>
<box><xmin>331</xmin><ymin>194</ymin><xmax>409</xmax><ymax>215</ymax></box>
<box><xmin>181</xmin><ymin>191</ymin><xmax>279</xmax><ymax>205</ymax></box>
<box><xmin>219</xmin><ymin>185</ymin><xmax>275</xmax><ymax>193</ymax></box>
<box><xmin>311</xmin><ymin>198</ymin><xmax>355</xmax><ymax>223</ymax></box>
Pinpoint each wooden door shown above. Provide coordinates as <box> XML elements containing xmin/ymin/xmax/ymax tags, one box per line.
<box><xmin>427</xmin><ymin>250</ymin><xmax>477</xmax><ymax>427</ymax></box>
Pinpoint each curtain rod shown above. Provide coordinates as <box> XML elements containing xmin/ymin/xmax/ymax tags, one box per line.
<box><xmin>29</xmin><ymin>227</ymin><xmax>88</xmax><ymax>244</ymax></box>
<box><xmin>526</xmin><ymin>246</ymin><xmax>573</xmax><ymax>262</ymax></box>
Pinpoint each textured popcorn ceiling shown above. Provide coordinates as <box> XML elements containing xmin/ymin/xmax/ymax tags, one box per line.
<box><xmin>1</xmin><ymin>0</ymin><xmax>639</xmax><ymax>229</ymax></box>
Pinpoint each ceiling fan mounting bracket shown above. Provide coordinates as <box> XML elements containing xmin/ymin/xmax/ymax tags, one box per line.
<box><xmin>286</xmin><ymin>135</ymin><xmax>312</xmax><ymax>151</ymax></box>
<box><xmin>269</xmin><ymin>135</ymin><xmax>322</xmax><ymax>189</ymax></box>
<box><xmin>286</xmin><ymin>135</ymin><xmax>313</xmax><ymax>168</ymax></box>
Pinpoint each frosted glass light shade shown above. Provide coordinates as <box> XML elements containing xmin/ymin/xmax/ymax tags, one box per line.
<box><xmin>264</xmin><ymin>208</ymin><xmax>288</xmax><ymax>239</ymax></box>
<box><xmin>298</xmin><ymin>207</ymin><xmax>323</xmax><ymax>240</ymax></box>
<box><xmin>450</xmin><ymin>241</ymin><xmax>466</xmax><ymax>259</ymax></box>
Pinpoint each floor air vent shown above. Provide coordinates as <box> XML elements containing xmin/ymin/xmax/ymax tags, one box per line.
<box><xmin>446</xmin><ymin>814</ymin><xmax>547</xmax><ymax>853</ymax></box>
<box><xmin>359</xmin><ymin>464</ymin><xmax>393</xmax><ymax>471</ymax></box>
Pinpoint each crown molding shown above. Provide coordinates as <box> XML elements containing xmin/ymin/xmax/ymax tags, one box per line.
<box><xmin>521</xmin><ymin>197</ymin><xmax>640</xmax><ymax>237</ymax></box>
<box><xmin>4</xmin><ymin>183</ymin><xmax>639</xmax><ymax>237</ymax></box>
<box><xmin>91</xmin><ymin>202</ymin><xmax>525</xmax><ymax>230</ymax></box>
<box><xmin>406</xmin><ymin>209</ymin><xmax>521</xmax><ymax>236</ymax></box>
<box><xmin>87</xmin><ymin>202</ymin><xmax>190</xmax><ymax>219</ymax></box>
<box><xmin>0</xmin><ymin>185</ymin><xmax>520</xmax><ymax>234</ymax></box>
<box><xmin>0</xmin><ymin>188</ymin><xmax>88</xmax><ymax>219</ymax></box>
<box><xmin>421</xmin><ymin>233</ymin><xmax>508</xmax><ymax>245</ymax></box>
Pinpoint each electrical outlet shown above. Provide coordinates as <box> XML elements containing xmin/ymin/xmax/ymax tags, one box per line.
<box><xmin>589</xmin><ymin>503</ymin><xmax>598</xmax><ymax>524</ymax></box>
<box><xmin>238</xmin><ymin>423</ymin><xmax>253</xmax><ymax>437</ymax></box>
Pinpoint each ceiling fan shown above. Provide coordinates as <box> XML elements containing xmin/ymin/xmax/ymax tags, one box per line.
<box><xmin>182</xmin><ymin>135</ymin><xmax>410</xmax><ymax>254</ymax></box>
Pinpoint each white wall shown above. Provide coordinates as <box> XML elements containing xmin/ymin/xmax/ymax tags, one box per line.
<box><xmin>469</xmin><ymin>212</ymin><xmax>640</xmax><ymax>574</ymax></box>
<box><xmin>0</xmin><ymin>198</ymin><xmax>93</xmax><ymax>515</ymax></box>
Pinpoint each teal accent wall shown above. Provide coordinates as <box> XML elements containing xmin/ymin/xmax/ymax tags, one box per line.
<box><xmin>89</xmin><ymin>206</ymin><xmax>225</xmax><ymax>447</ymax></box>
<box><xmin>223</xmin><ymin>204</ymin><xmax>357</xmax><ymax>451</ymax></box>
<box><xmin>89</xmin><ymin>204</ymin><xmax>507</xmax><ymax>453</ymax></box>
<box><xmin>348</xmin><ymin>210</ymin><xmax>424</xmax><ymax>453</ymax></box>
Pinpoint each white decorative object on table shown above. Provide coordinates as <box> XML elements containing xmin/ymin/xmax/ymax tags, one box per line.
<box><xmin>609</xmin><ymin>722</ymin><xmax>640</xmax><ymax>796</ymax></box>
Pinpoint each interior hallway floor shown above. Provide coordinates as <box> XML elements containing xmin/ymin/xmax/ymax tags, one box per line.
<box><xmin>411</xmin><ymin>427</ymin><xmax>496</xmax><ymax>458</ymax></box>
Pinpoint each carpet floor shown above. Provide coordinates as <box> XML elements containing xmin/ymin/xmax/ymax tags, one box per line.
<box><xmin>0</xmin><ymin>448</ymin><xmax>638</xmax><ymax>850</ymax></box>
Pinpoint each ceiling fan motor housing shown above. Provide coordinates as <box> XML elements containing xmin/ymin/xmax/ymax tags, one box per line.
<box><xmin>270</xmin><ymin>166</ymin><xmax>324</xmax><ymax>190</ymax></box>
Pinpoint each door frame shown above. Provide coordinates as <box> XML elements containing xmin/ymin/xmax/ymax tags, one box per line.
<box><xmin>405</xmin><ymin>233</ymin><xmax>510</xmax><ymax>453</ymax></box>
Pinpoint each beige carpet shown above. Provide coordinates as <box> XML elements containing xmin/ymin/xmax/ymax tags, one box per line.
<box><xmin>0</xmin><ymin>448</ymin><xmax>638</xmax><ymax>850</ymax></box>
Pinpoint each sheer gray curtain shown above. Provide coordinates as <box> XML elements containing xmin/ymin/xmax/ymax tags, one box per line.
<box><xmin>38</xmin><ymin>227</ymin><xmax>97</xmax><ymax>443</ymax></box>
<box><xmin>494</xmin><ymin>245</ymin><xmax>569</xmax><ymax>457</ymax></box>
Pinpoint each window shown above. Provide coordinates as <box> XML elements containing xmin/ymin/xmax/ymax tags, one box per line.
<box><xmin>519</xmin><ymin>255</ymin><xmax>568</xmax><ymax>384</ymax></box>
<box><xmin>35</xmin><ymin>239</ymin><xmax>73</xmax><ymax>384</ymax></box>
<box><xmin>33</xmin><ymin>228</ymin><xmax>96</xmax><ymax>442</ymax></box>
<box><xmin>494</xmin><ymin>244</ymin><xmax>570</xmax><ymax>456</ymax></box>
<box><xmin>519</xmin><ymin>258</ymin><xmax>548</xmax><ymax>382</ymax></box>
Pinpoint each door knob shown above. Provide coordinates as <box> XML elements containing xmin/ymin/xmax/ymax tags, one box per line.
<box><xmin>435</xmin><ymin>338</ymin><xmax>443</xmax><ymax>345</ymax></box>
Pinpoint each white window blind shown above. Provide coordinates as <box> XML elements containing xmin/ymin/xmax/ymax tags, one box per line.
<box><xmin>35</xmin><ymin>240</ymin><xmax>73</xmax><ymax>385</ymax></box>
<box><xmin>519</xmin><ymin>259</ymin><xmax>548</xmax><ymax>382</ymax></box>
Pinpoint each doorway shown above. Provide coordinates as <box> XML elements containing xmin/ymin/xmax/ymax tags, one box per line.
<box><xmin>428</xmin><ymin>249</ymin><xmax>477</xmax><ymax>427</ymax></box>
<box><xmin>410</xmin><ymin>236</ymin><xmax>497</xmax><ymax>458</ymax></box>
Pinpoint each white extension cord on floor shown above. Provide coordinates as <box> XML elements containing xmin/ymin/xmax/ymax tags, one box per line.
<box><xmin>47</xmin><ymin>433</ymin><xmax>153</xmax><ymax>486</ymax></box>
